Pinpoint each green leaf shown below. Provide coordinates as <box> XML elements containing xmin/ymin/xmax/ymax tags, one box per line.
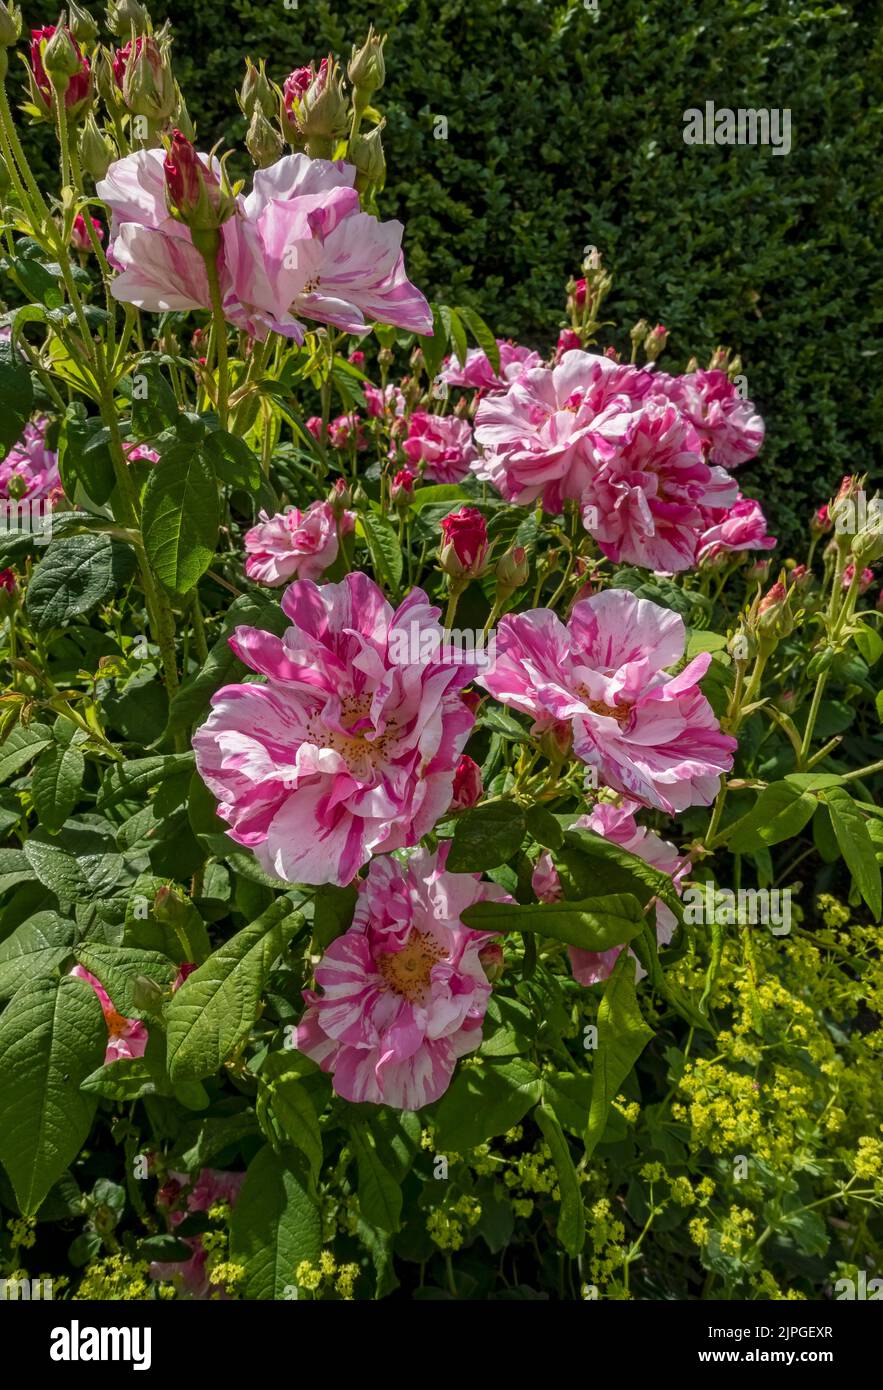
<box><xmin>420</xmin><ymin>303</ymin><xmax>449</xmax><ymax>381</ymax></box>
<box><xmin>725</xmin><ymin>781</ymin><xmax>818</xmax><ymax>852</ymax></box>
<box><xmin>0</xmin><ymin>912</ymin><xmax>76</xmax><ymax>1002</ymax></box>
<box><xmin>97</xmin><ymin>753</ymin><xmax>195</xmax><ymax>811</ymax></box>
<box><xmin>257</xmin><ymin>1052</ymin><xmax>323</xmax><ymax>1182</ymax></box>
<box><xmin>562</xmin><ymin>826</ymin><xmax>685</xmax><ymax>928</ymax></box>
<box><xmin>31</xmin><ymin>742</ymin><xmax>85</xmax><ymax>832</ymax></box>
<box><xmin>0</xmin><ymin>350</ymin><xmax>34</xmax><ymax>454</ymax></box>
<box><xmin>536</xmin><ymin>1103</ymin><xmax>585</xmax><ymax>1257</ymax></box>
<box><xmin>81</xmin><ymin>1036</ymin><xmax>172</xmax><ymax>1101</ymax></box>
<box><xmin>0</xmin><ymin>974</ymin><xmax>106</xmax><ymax>1215</ymax></box>
<box><xmin>0</xmin><ymin>723</ymin><xmax>54</xmax><ymax>782</ymax></box>
<box><xmin>462</xmin><ymin>892</ymin><xmax>644</xmax><ymax>952</ymax></box>
<box><xmin>229</xmin><ymin>1144</ymin><xmax>321</xmax><ymax>1300</ymax></box>
<box><xmin>585</xmin><ymin>953</ymin><xmax>654</xmax><ymax>1158</ymax></box>
<box><xmin>24</xmin><ymin>823</ymin><xmax>123</xmax><ymax>899</ymax></box>
<box><xmin>409</xmin><ymin>484</ymin><xmax>469</xmax><ymax>512</ymax></box>
<box><xmin>166</xmin><ymin>898</ymin><xmax>304</xmax><ymax>1081</ymax></box>
<box><xmin>26</xmin><ymin>535</ymin><xmax>136</xmax><ymax>632</ymax></box>
<box><xmin>58</xmin><ymin>406</ymin><xmax>115</xmax><ymax>505</ymax></box>
<box><xmin>824</xmin><ymin>787</ymin><xmax>882</xmax><ymax>919</ymax></box>
<box><xmin>525</xmin><ymin>803</ymin><xmax>564</xmax><ymax>850</ymax></box>
<box><xmin>446</xmin><ymin>801</ymin><xmax>526</xmax><ymax>872</ymax></box>
<box><xmin>313</xmin><ymin>881</ymin><xmax>358</xmax><ymax>949</ymax></box>
<box><xmin>349</xmin><ymin>1123</ymin><xmax>403</xmax><ymax>1234</ymax></box>
<box><xmin>359</xmin><ymin>510</ymin><xmax>403</xmax><ymax>593</ymax></box>
<box><xmin>432</xmin><ymin>1058</ymin><xmax>542</xmax><ymax>1149</ymax></box>
<box><xmin>456</xmin><ymin>305</ymin><xmax>500</xmax><ymax>375</ymax></box>
<box><xmin>141</xmin><ymin>448</ymin><xmax>219</xmax><ymax>594</ymax></box>
<box><xmin>439</xmin><ymin>304</ymin><xmax>468</xmax><ymax>368</ymax></box>
<box><xmin>203</xmin><ymin>430</ymin><xmax>261</xmax><ymax>493</ymax></box>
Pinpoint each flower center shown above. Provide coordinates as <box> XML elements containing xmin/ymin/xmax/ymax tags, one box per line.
<box><xmin>303</xmin><ymin>275</ymin><xmax>321</xmax><ymax>294</ymax></box>
<box><xmin>377</xmin><ymin>930</ymin><xmax>446</xmax><ymax>1004</ymax></box>
<box><xmin>104</xmin><ymin>1007</ymin><xmax>129</xmax><ymax>1039</ymax></box>
<box><xmin>586</xmin><ymin>697</ymin><xmax>632</xmax><ymax>727</ymax></box>
<box><xmin>306</xmin><ymin>692</ymin><xmax>397</xmax><ymax>776</ymax></box>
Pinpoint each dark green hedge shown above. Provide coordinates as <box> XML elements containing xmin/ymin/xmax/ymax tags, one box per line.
<box><xmin>20</xmin><ymin>0</ymin><xmax>883</xmax><ymax>546</ymax></box>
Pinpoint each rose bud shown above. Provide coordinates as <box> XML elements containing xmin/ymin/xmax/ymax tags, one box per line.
<box><xmin>450</xmin><ymin>754</ymin><xmax>482</xmax><ymax>812</ymax></box>
<box><xmin>439</xmin><ymin>506</ymin><xmax>489</xmax><ymax>579</ymax></box>
<box><xmin>246</xmin><ymin>105</ymin><xmax>283</xmax><ymax>169</ymax></box>
<box><xmin>811</xmin><ymin>502</ymin><xmax>832</xmax><ymax>536</ymax></box>
<box><xmin>842</xmin><ymin>563</ymin><xmax>874</xmax><ymax>595</ymax></box>
<box><xmin>106</xmin><ymin>0</ymin><xmax>149</xmax><ymax>37</ymax></box>
<box><xmin>29</xmin><ymin>23</ymin><xmax>92</xmax><ymax>119</ymax></box>
<box><xmin>70</xmin><ymin>212</ymin><xmax>103</xmax><ymax>252</ymax></box>
<box><xmin>67</xmin><ymin>1</ymin><xmax>98</xmax><ymax>46</ymax></box>
<box><xmin>0</xmin><ymin>3</ymin><xmax>22</xmax><ymax>52</ymax></box>
<box><xmin>114</xmin><ymin>33</ymin><xmax>176</xmax><ymax>123</ymax></box>
<box><xmin>478</xmin><ymin>941</ymin><xmax>505</xmax><ymax>983</ymax></box>
<box><xmin>78</xmin><ymin>111</ymin><xmax>115</xmax><ymax>180</ymax></box>
<box><xmin>495</xmin><ymin>544</ymin><xmax>529</xmax><ymax>599</ymax></box>
<box><xmin>556</xmin><ymin>328</ymin><xmax>581</xmax><ymax>359</ymax></box>
<box><xmin>643</xmin><ymin>323</ymin><xmax>669</xmax><ymax>361</ymax></box>
<box><xmin>460</xmin><ymin>689</ymin><xmax>483</xmax><ymax>717</ymax></box>
<box><xmin>390</xmin><ymin>467</ymin><xmax>415</xmax><ymax>510</ymax></box>
<box><xmin>163</xmin><ymin>130</ymin><xmax>237</xmax><ymax>239</ymax></box>
<box><xmin>238</xmin><ymin>56</ymin><xmax>276</xmax><ymax>121</ymax></box>
<box><xmin>348</xmin><ymin>25</ymin><xmax>386</xmax><ymax>99</ymax></box>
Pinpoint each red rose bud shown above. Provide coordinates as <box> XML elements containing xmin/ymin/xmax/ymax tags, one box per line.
<box><xmin>281</xmin><ymin>56</ymin><xmax>348</xmax><ymax>154</ymax></box>
<box><xmin>571</xmin><ymin>276</ymin><xmax>587</xmax><ymax>309</ymax></box>
<box><xmin>644</xmin><ymin>323</ymin><xmax>668</xmax><ymax>362</ymax></box>
<box><xmin>478</xmin><ymin>941</ymin><xmax>504</xmax><ymax>983</ymax></box>
<box><xmin>756</xmin><ymin>578</ymin><xmax>795</xmax><ymax>642</ymax></box>
<box><xmin>842</xmin><ymin>563</ymin><xmax>874</xmax><ymax>595</ymax></box>
<box><xmin>460</xmin><ymin>689</ymin><xmax>483</xmax><ymax>717</ymax></box>
<box><xmin>71</xmin><ymin>212</ymin><xmax>103</xmax><ymax>252</ymax></box>
<box><xmin>29</xmin><ymin>24</ymin><xmax>91</xmax><ymax>117</ymax></box>
<box><xmin>391</xmin><ymin>467</ymin><xmax>415</xmax><ymax>510</ymax></box>
<box><xmin>0</xmin><ymin>568</ymin><xmax>16</xmax><ymax>593</ymax></box>
<box><xmin>450</xmin><ymin>754</ymin><xmax>482</xmax><ymax>812</ymax></box>
<box><xmin>163</xmin><ymin>131</ymin><xmax>236</xmax><ymax>236</ymax></box>
<box><xmin>439</xmin><ymin>506</ymin><xmax>489</xmax><ymax>579</ymax></box>
<box><xmin>811</xmin><ymin>502</ymin><xmax>832</xmax><ymax>536</ymax></box>
<box><xmin>349</xmin><ymin>350</ymin><xmax>366</xmax><ymax>367</ymax></box>
<box><xmin>556</xmin><ymin>328</ymin><xmax>581</xmax><ymax>359</ymax></box>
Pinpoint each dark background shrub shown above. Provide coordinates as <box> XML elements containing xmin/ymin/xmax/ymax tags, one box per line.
<box><xmin>18</xmin><ymin>0</ymin><xmax>883</xmax><ymax>548</ymax></box>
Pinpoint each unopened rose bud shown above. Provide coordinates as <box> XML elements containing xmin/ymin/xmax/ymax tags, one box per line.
<box><xmin>348</xmin><ymin>25</ymin><xmax>386</xmax><ymax>102</ymax></box>
<box><xmin>842</xmin><ymin>562</ymin><xmax>874</xmax><ymax>595</ymax></box>
<box><xmin>478</xmin><ymin>941</ymin><xmax>504</xmax><ymax>983</ymax></box>
<box><xmin>153</xmin><ymin>884</ymin><xmax>189</xmax><ymax>923</ymax></box>
<box><xmin>68</xmin><ymin>0</ymin><xmax>98</xmax><ymax>45</ymax></box>
<box><xmin>539</xmin><ymin>719</ymin><xmax>572</xmax><ymax>764</ymax></box>
<box><xmin>745</xmin><ymin>556</ymin><xmax>771</xmax><ymax>584</ymax></box>
<box><xmin>327</xmin><ymin>477</ymin><xmax>353</xmax><ymax>517</ymax></box>
<box><xmin>439</xmin><ymin>506</ymin><xmax>489</xmax><ymax>579</ymax></box>
<box><xmin>450</xmin><ymin>754</ymin><xmax>482</xmax><ymax>812</ymax></box>
<box><xmin>495</xmin><ymin>544</ymin><xmax>529</xmax><ymax>597</ymax></box>
<box><xmin>350</xmin><ymin>121</ymin><xmax>386</xmax><ymax>194</ymax></box>
<box><xmin>238</xmin><ymin>56</ymin><xmax>276</xmax><ymax>121</ymax></box>
<box><xmin>246</xmin><ymin>105</ymin><xmax>282</xmax><ymax>168</ymax></box>
<box><xmin>114</xmin><ymin>32</ymin><xmax>176</xmax><ymax>122</ymax></box>
<box><xmin>281</xmin><ymin>56</ymin><xmax>348</xmax><ymax>156</ymax></box>
<box><xmin>163</xmin><ymin>130</ymin><xmax>236</xmax><ymax>239</ymax></box>
<box><xmin>29</xmin><ymin>23</ymin><xmax>92</xmax><ymax>119</ymax></box>
<box><xmin>556</xmin><ymin>328</ymin><xmax>581</xmax><ymax>359</ymax></box>
<box><xmin>685</xmin><ymin>355</ymin><xmax>699</xmax><ymax>373</ymax></box>
<box><xmin>709</xmin><ymin>346</ymin><xmax>730</xmax><ymax>371</ymax></box>
<box><xmin>105</xmin><ymin>0</ymin><xmax>149</xmax><ymax>38</ymax></box>
<box><xmin>629</xmin><ymin>317</ymin><xmax>649</xmax><ymax>346</ymax></box>
<box><xmin>78</xmin><ymin>112</ymin><xmax>115</xmax><ymax>179</ymax></box>
<box><xmin>569</xmin><ymin>276</ymin><xmax>587</xmax><ymax>311</ymax></box>
<box><xmin>643</xmin><ymin>323</ymin><xmax>668</xmax><ymax>361</ymax></box>
<box><xmin>70</xmin><ymin>211</ymin><xmax>103</xmax><ymax>252</ymax></box>
<box><xmin>461</xmin><ymin>688</ymin><xmax>483</xmax><ymax>717</ymax></box>
<box><xmin>811</xmin><ymin>502</ymin><xmax>832</xmax><ymax>536</ymax></box>
<box><xmin>756</xmin><ymin>578</ymin><xmax>795</xmax><ymax>642</ymax></box>
<box><xmin>391</xmin><ymin>467</ymin><xmax>415</xmax><ymax>510</ymax></box>
<box><xmin>0</xmin><ymin>3</ymin><xmax>21</xmax><ymax>50</ymax></box>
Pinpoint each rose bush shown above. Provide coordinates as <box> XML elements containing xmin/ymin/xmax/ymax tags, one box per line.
<box><xmin>0</xmin><ymin>5</ymin><xmax>881</xmax><ymax>1302</ymax></box>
